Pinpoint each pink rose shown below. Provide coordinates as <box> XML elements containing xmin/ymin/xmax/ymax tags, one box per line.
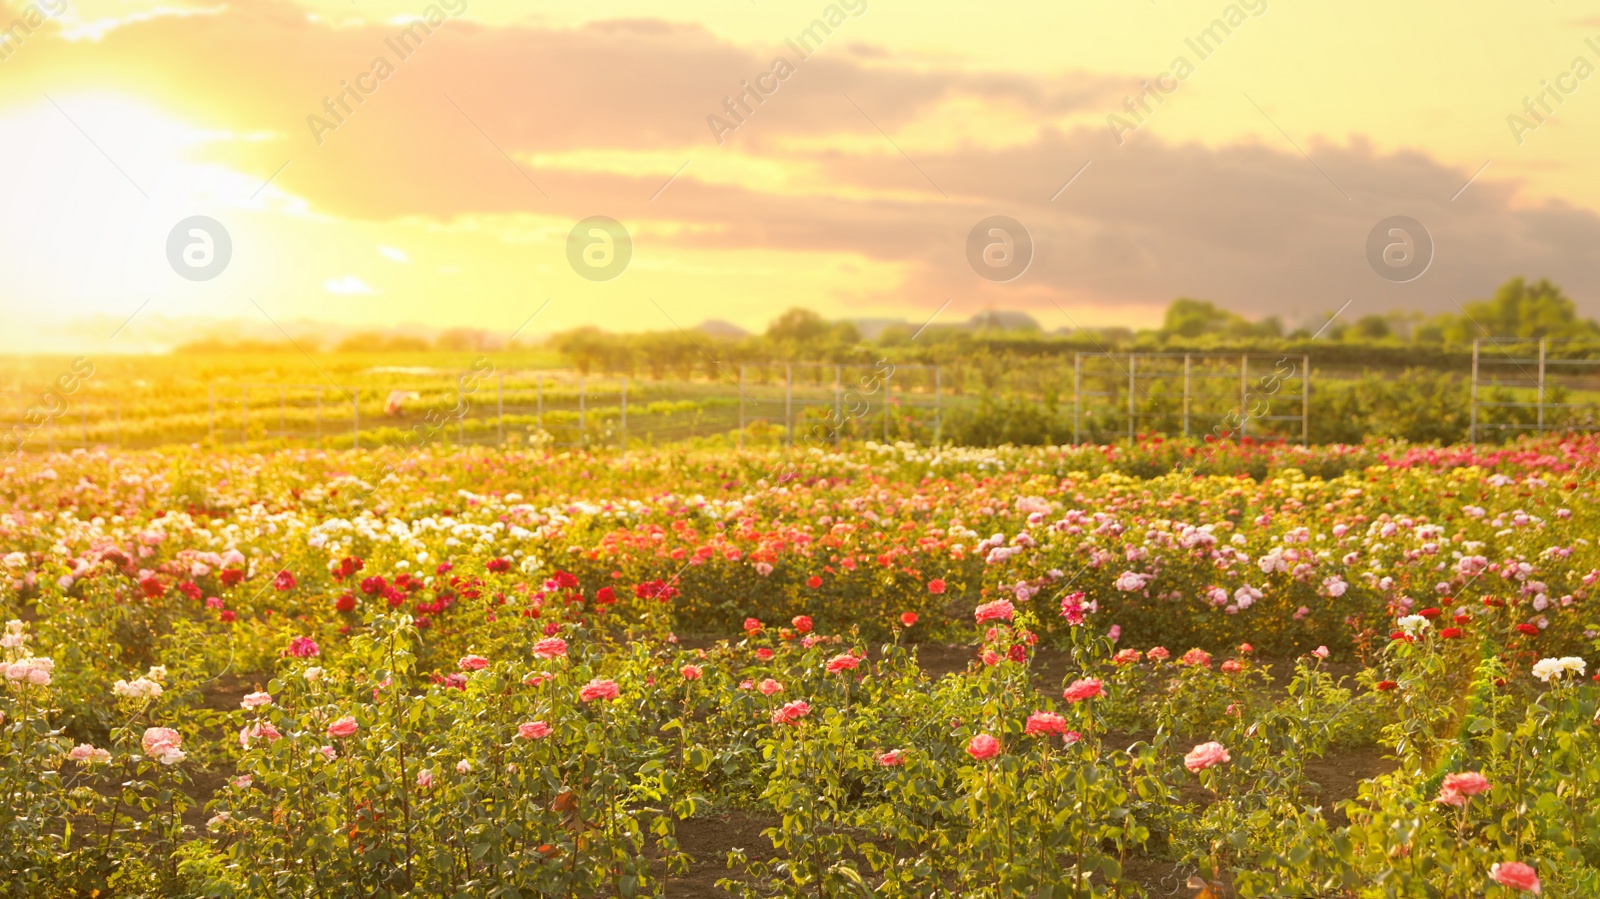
<box><xmin>326</xmin><ymin>716</ymin><xmax>359</xmax><ymax>738</ymax></box>
<box><xmin>240</xmin><ymin>722</ymin><xmax>282</xmax><ymax>748</ymax></box>
<box><xmin>758</xmin><ymin>678</ymin><xmax>784</xmax><ymax>696</ymax></box>
<box><xmin>966</xmin><ymin>733</ymin><xmax>1001</xmax><ymax>761</ymax></box>
<box><xmin>680</xmin><ymin>664</ymin><xmax>703</xmax><ymax>681</ymax></box>
<box><xmin>1438</xmin><ymin>771</ymin><xmax>1491</xmax><ymax>806</ymax></box>
<box><xmin>826</xmin><ymin>654</ymin><xmax>859</xmax><ymax>674</ymax></box>
<box><xmin>240</xmin><ymin>691</ymin><xmax>273</xmax><ymax>710</ymax></box>
<box><xmin>771</xmin><ymin>699</ymin><xmax>810</xmax><ymax>725</ymax></box>
<box><xmin>517</xmin><ymin>721</ymin><xmax>552</xmax><ymax>740</ymax></box>
<box><xmin>141</xmin><ymin>727</ymin><xmax>184</xmax><ymax>764</ymax></box>
<box><xmin>1490</xmin><ymin>861</ymin><xmax>1541</xmax><ymax>893</ymax></box>
<box><xmin>416</xmin><ymin>769</ymin><xmax>434</xmax><ymax>789</ymax></box>
<box><xmin>578</xmin><ymin>678</ymin><xmax>620</xmax><ymax>703</ymax></box>
<box><xmin>877</xmin><ymin>749</ymin><xmax>905</xmax><ymax>767</ymax></box>
<box><xmin>458</xmin><ymin>655</ymin><xmax>490</xmax><ymax>671</ymax></box>
<box><xmin>532</xmin><ymin>637</ymin><xmax>568</xmax><ymax>660</ymax></box>
<box><xmin>1184</xmin><ymin>741</ymin><xmax>1230</xmax><ymax>773</ymax></box>
<box><xmin>974</xmin><ymin>600</ymin><xmax>1014</xmax><ymax>624</ymax></box>
<box><xmin>1023</xmin><ymin>712</ymin><xmax>1067</xmax><ymax>737</ymax></box>
<box><xmin>1062</xmin><ymin>678</ymin><xmax>1105</xmax><ymax>703</ymax></box>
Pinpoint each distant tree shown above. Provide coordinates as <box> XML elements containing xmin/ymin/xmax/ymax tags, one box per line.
<box><xmin>766</xmin><ymin>308</ymin><xmax>832</xmax><ymax>344</ymax></box>
<box><xmin>1436</xmin><ymin>277</ymin><xmax>1599</xmax><ymax>341</ymax></box>
<box><xmin>1162</xmin><ymin>298</ymin><xmax>1248</xmax><ymax>339</ymax></box>
<box><xmin>1345</xmin><ymin>315</ymin><xmax>1393</xmax><ymax>341</ymax></box>
<box><xmin>877</xmin><ymin>324</ymin><xmax>915</xmax><ymax>346</ymax></box>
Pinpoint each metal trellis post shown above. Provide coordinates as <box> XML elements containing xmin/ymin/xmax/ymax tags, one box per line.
<box><xmin>1470</xmin><ymin>340</ymin><xmax>1479</xmax><ymax>444</ymax></box>
<box><xmin>1182</xmin><ymin>354</ymin><xmax>1191</xmax><ymax>438</ymax></box>
<box><xmin>1301</xmin><ymin>354</ymin><xmax>1310</xmax><ymax>446</ymax></box>
<box><xmin>1073</xmin><ymin>352</ymin><xmax>1082</xmax><ymax>445</ymax></box>
<box><xmin>1239</xmin><ymin>355</ymin><xmax>1249</xmax><ymax>439</ymax></box>
<box><xmin>1127</xmin><ymin>354</ymin><xmax>1136</xmax><ymax>441</ymax></box>
<box><xmin>1537</xmin><ymin>338</ymin><xmax>1547</xmax><ymax>432</ymax></box>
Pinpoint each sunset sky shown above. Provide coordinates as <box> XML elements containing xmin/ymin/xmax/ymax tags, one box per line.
<box><xmin>3</xmin><ymin>0</ymin><xmax>1600</xmax><ymax>352</ymax></box>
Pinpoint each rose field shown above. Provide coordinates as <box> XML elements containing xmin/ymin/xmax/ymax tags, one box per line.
<box><xmin>3</xmin><ymin>436</ymin><xmax>1599</xmax><ymax>898</ymax></box>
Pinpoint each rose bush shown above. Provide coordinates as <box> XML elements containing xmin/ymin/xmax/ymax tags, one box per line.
<box><xmin>1</xmin><ymin>435</ymin><xmax>1598</xmax><ymax>895</ymax></box>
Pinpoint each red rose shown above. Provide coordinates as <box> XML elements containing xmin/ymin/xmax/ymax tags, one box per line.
<box><xmin>1375</xmin><ymin>680</ymin><xmax>1398</xmax><ymax>691</ymax></box>
<box><xmin>900</xmin><ymin>612</ymin><xmax>918</xmax><ymax>627</ymax></box>
<box><xmin>927</xmin><ymin>578</ymin><xmax>946</xmax><ymax>595</ymax></box>
<box><xmin>1440</xmin><ymin>627</ymin><xmax>1462</xmax><ymax>639</ymax></box>
<box><xmin>1515</xmin><ymin>623</ymin><xmax>1540</xmax><ymax>637</ymax></box>
<box><xmin>335</xmin><ymin>592</ymin><xmax>357</xmax><ymax>613</ymax></box>
<box><xmin>806</xmin><ymin>576</ymin><xmax>823</xmax><ymax>589</ymax></box>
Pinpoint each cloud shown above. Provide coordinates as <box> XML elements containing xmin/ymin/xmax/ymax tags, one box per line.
<box><xmin>323</xmin><ymin>275</ymin><xmax>376</xmax><ymax>295</ymax></box>
<box><xmin>378</xmin><ymin>245</ymin><xmax>409</xmax><ymax>263</ymax></box>
<box><xmin>6</xmin><ymin>0</ymin><xmax>1600</xmax><ymax>333</ymax></box>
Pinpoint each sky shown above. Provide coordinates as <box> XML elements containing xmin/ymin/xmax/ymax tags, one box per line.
<box><xmin>3</xmin><ymin>0</ymin><xmax>1600</xmax><ymax>352</ymax></box>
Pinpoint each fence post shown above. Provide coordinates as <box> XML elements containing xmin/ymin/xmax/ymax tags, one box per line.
<box><xmin>1301</xmin><ymin>354</ymin><xmax>1310</xmax><ymax>446</ymax></box>
<box><xmin>1238</xmin><ymin>355</ymin><xmax>1248</xmax><ymax>439</ymax></box>
<box><xmin>934</xmin><ymin>365</ymin><xmax>942</xmax><ymax>445</ymax></box>
<box><xmin>738</xmin><ymin>365</ymin><xmax>745</xmax><ymax>451</ymax></box>
<box><xmin>1470</xmin><ymin>340</ymin><xmax>1479</xmax><ymax>444</ymax></box>
<box><xmin>883</xmin><ymin>366</ymin><xmax>892</xmax><ymax>443</ymax></box>
<box><xmin>621</xmin><ymin>377</ymin><xmax>628</xmax><ymax>451</ymax></box>
<box><xmin>1182</xmin><ymin>354</ymin><xmax>1191</xmax><ymax>438</ymax></box>
<box><xmin>1073</xmin><ymin>352</ymin><xmax>1082</xmax><ymax>445</ymax></box>
<box><xmin>497</xmin><ymin>372</ymin><xmax>504</xmax><ymax>446</ymax></box>
<box><xmin>834</xmin><ymin>366</ymin><xmax>842</xmax><ymax>446</ymax></box>
<box><xmin>1537</xmin><ymin>338</ymin><xmax>1547</xmax><ymax>433</ymax></box>
<box><xmin>1127</xmin><ymin>354</ymin><xmax>1136</xmax><ymax>442</ymax></box>
<box><xmin>785</xmin><ymin>363</ymin><xmax>793</xmax><ymax>448</ymax></box>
